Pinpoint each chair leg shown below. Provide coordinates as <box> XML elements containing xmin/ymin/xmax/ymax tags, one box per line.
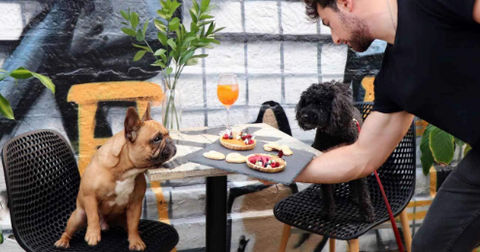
<box><xmin>400</xmin><ymin>209</ymin><xmax>412</xmax><ymax>252</ymax></box>
<box><xmin>278</xmin><ymin>224</ymin><xmax>291</xmax><ymax>252</ymax></box>
<box><xmin>349</xmin><ymin>239</ymin><xmax>359</xmax><ymax>252</ymax></box>
<box><xmin>329</xmin><ymin>238</ymin><xmax>336</xmax><ymax>252</ymax></box>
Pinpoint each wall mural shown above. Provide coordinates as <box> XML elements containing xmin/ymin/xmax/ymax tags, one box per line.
<box><xmin>0</xmin><ymin>0</ymin><xmax>429</xmax><ymax>251</ymax></box>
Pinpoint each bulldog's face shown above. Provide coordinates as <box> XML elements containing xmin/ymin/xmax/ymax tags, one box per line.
<box><xmin>124</xmin><ymin>105</ymin><xmax>177</xmax><ymax>168</ymax></box>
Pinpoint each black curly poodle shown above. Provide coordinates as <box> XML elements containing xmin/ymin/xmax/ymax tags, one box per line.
<box><xmin>296</xmin><ymin>80</ymin><xmax>375</xmax><ymax>222</ymax></box>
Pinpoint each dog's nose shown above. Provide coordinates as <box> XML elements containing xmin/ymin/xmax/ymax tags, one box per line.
<box><xmin>302</xmin><ymin>113</ymin><xmax>317</xmax><ymax>122</ymax></box>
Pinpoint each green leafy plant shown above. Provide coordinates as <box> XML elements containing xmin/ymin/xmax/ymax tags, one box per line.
<box><xmin>120</xmin><ymin>0</ymin><xmax>224</xmax><ymax>129</ymax></box>
<box><xmin>0</xmin><ymin>201</ymin><xmax>3</xmax><ymax>244</ymax></box>
<box><xmin>0</xmin><ymin>67</ymin><xmax>55</xmax><ymax>120</ymax></box>
<box><xmin>420</xmin><ymin>123</ymin><xmax>471</xmax><ymax>175</ymax></box>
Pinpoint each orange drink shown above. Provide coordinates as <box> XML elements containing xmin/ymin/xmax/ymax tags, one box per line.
<box><xmin>217</xmin><ymin>73</ymin><xmax>239</xmax><ymax>129</ymax></box>
<box><xmin>217</xmin><ymin>84</ymin><xmax>239</xmax><ymax>107</ymax></box>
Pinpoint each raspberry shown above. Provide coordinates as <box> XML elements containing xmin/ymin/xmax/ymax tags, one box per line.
<box><xmin>248</xmin><ymin>157</ymin><xmax>256</xmax><ymax>163</ymax></box>
<box><xmin>223</xmin><ymin>134</ymin><xmax>229</xmax><ymax>139</ymax></box>
<box><xmin>248</xmin><ymin>139</ymin><xmax>254</xmax><ymax>145</ymax></box>
<box><xmin>246</xmin><ymin>134</ymin><xmax>252</xmax><ymax>139</ymax></box>
<box><xmin>241</xmin><ymin>136</ymin><xmax>247</xmax><ymax>140</ymax></box>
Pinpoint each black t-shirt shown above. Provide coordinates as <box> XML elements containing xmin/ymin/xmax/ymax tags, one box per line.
<box><xmin>373</xmin><ymin>0</ymin><xmax>480</xmax><ymax>148</ymax></box>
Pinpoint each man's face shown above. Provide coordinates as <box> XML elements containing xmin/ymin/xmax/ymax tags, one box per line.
<box><xmin>317</xmin><ymin>4</ymin><xmax>374</xmax><ymax>52</ymax></box>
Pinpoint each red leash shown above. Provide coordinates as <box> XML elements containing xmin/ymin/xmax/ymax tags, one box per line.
<box><xmin>355</xmin><ymin>120</ymin><xmax>405</xmax><ymax>252</ymax></box>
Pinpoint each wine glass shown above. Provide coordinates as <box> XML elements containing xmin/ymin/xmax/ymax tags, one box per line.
<box><xmin>217</xmin><ymin>74</ymin><xmax>239</xmax><ymax>130</ymax></box>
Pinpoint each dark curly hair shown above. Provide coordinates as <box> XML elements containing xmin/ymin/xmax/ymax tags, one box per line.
<box><xmin>304</xmin><ymin>0</ymin><xmax>339</xmax><ymax>19</ymax></box>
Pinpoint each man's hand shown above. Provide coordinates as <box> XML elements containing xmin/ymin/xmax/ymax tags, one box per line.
<box><xmin>294</xmin><ymin>110</ymin><xmax>414</xmax><ymax>184</ymax></box>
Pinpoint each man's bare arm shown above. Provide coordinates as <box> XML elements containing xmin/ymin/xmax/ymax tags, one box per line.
<box><xmin>294</xmin><ymin>111</ymin><xmax>414</xmax><ymax>184</ymax></box>
<box><xmin>474</xmin><ymin>0</ymin><xmax>480</xmax><ymax>24</ymax></box>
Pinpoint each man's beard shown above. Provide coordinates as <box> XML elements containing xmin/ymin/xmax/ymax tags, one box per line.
<box><xmin>340</xmin><ymin>13</ymin><xmax>374</xmax><ymax>52</ymax></box>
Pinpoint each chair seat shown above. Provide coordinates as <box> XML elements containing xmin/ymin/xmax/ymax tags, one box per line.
<box><xmin>23</xmin><ymin>220</ymin><xmax>178</xmax><ymax>252</ymax></box>
<box><xmin>274</xmin><ymin>184</ymin><xmax>407</xmax><ymax>240</ymax></box>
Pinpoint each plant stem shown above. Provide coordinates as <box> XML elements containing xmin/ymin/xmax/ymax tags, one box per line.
<box><xmin>144</xmin><ymin>38</ymin><xmax>158</xmax><ymax>60</ymax></box>
<box><xmin>173</xmin><ymin>100</ymin><xmax>180</xmax><ymax>130</ymax></box>
<box><xmin>164</xmin><ymin>93</ymin><xmax>172</xmax><ymax>126</ymax></box>
<box><xmin>172</xmin><ymin>64</ymin><xmax>185</xmax><ymax>91</ymax></box>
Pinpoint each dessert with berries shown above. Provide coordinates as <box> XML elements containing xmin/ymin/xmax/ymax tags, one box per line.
<box><xmin>245</xmin><ymin>153</ymin><xmax>286</xmax><ymax>173</ymax></box>
<box><xmin>220</xmin><ymin>129</ymin><xmax>256</xmax><ymax>150</ymax></box>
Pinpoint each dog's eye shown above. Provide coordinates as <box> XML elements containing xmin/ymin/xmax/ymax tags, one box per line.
<box><xmin>154</xmin><ymin>136</ymin><xmax>162</xmax><ymax>143</ymax></box>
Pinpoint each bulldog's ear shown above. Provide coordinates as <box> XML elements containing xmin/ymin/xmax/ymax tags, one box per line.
<box><xmin>141</xmin><ymin>103</ymin><xmax>152</xmax><ymax>122</ymax></box>
<box><xmin>125</xmin><ymin>107</ymin><xmax>142</xmax><ymax>142</ymax></box>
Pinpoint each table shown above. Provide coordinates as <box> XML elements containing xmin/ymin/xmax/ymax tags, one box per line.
<box><xmin>147</xmin><ymin>123</ymin><xmax>320</xmax><ymax>252</ymax></box>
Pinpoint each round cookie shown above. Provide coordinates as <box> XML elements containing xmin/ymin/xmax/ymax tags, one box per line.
<box><xmin>226</xmin><ymin>153</ymin><xmax>247</xmax><ymax>163</ymax></box>
<box><xmin>281</xmin><ymin>145</ymin><xmax>293</xmax><ymax>156</ymax></box>
<box><xmin>263</xmin><ymin>142</ymin><xmax>281</xmax><ymax>152</ymax></box>
<box><xmin>203</xmin><ymin>151</ymin><xmax>226</xmax><ymax>160</ymax></box>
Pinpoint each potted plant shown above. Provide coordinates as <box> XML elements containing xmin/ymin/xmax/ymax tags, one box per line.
<box><xmin>420</xmin><ymin>123</ymin><xmax>471</xmax><ymax>187</ymax></box>
<box><xmin>0</xmin><ymin>67</ymin><xmax>55</xmax><ymax>120</ymax></box>
<box><xmin>120</xmin><ymin>0</ymin><xmax>224</xmax><ymax>130</ymax></box>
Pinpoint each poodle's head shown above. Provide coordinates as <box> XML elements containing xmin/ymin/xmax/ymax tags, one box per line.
<box><xmin>296</xmin><ymin>81</ymin><xmax>354</xmax><ymax>134</ymax></box>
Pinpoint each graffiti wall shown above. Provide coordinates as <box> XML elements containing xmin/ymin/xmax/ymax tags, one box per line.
<box><xmin>0</xmin><ymin>0</ymin><xmax>432</xmax><ymax>251</ymax></box>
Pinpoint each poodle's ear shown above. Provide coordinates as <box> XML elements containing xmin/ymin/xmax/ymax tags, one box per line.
<box><xmin>329</xmin><ymin>88</ymin><xmax>353</xmax><ymax>132</ymax></box>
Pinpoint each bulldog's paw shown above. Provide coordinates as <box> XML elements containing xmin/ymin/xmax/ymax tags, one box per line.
<box><xmin>85</xmin><ymin>228</ymin><xmax>101</xmax><ymax>246</ymax></box>
<box><xmin>54</xmin><ymin>234</ymin><xmax>71</xmax><ymax>249</ymax></box>
<box><xmin>129</xmin><ymin>234</ymin><xmax>146</xmax><ymax>251</ymax></box>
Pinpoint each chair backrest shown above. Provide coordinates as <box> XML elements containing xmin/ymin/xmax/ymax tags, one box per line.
<box><xmin>254</xmin><ymin>101</ymin><xmax>292</xmax><ymax>136</ymax></box>
<box><xmin>351</xmin><ymin>102</ymin><xmax>416</xmax><ymax>217</ymax></box>
<box><xmin>1</xmin><ymin>130</ymin><xmax>79</xmax><ymax>252</ymax></box>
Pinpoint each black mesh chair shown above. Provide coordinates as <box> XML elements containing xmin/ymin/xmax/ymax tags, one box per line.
<box><xmin>1</xmin><ymin>130</ymin><xmax>179</xmax><ymax>252</ymax></box>
<box><xmin>274</xmin><ymin>102</ymin><xmax>416</xmax><ymax>252</ymax></box>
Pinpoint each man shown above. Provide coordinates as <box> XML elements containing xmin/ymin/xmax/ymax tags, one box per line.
<box><xmin>293</xmin><ymin>0</ymin><xmax>480</xmax><ymax>251</ymax></box>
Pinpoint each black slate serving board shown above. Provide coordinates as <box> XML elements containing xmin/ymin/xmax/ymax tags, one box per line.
<box><xmin>188</xmin><ymin>140</ymin><xmax>316</xmax><ymax>184</ymax></box>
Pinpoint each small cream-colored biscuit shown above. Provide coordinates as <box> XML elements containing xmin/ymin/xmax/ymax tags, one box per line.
<box><xmin>281</xmin><ymin>145</ymin><xmax>293</xmax><ymax>156</ymax></box>
<box><xmin>263</xmin><ymin>142</ymin><xmax>282</xmax><ymax>152</ymax></box>
<box><xmin>203</xmin><ymin>151</ymin><xmax>225</xmax><ymax>160</ymax></box>
<box><xmin>226</xmin><ymin>153</ymin><xmax>246</xmax><ymax>163</ymax></box>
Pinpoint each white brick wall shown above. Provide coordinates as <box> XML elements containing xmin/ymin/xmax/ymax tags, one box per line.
<box><xmin>205</xmin><ymin>41</ymin><xmax>246</xmax><ymax>75</ymax></box>
<box><xmin>283</xmin><ymin>41</ymin><xmax>318</xmax><ymax>75</ymax></box>
<box><xmin>247</xmin><ymin>42</ymin><xmax>281</xmax><ymax>75</ymax></box>
<box><xmin>244</xmin><ymin>1</ymin><xmax>279</xmax><ymax>34</ymax></box>
<box><xmin>285</xmin><ymin>76</ymin><xmax>318</xmax><ymax>104</ymax></box>
<box><xmin>281</xmin><ymin>2</ymin><xmax>318</xmax><ymax>35</ymax></box>
<box><xmin>0</xmin><ymin>3</ymin><xmax>23</xmax><ymax>40</ymax></box>
<box><xmin>321</xmin><ymin>43</ymin><xmax>348</xmax><ymax>81</ymax></box>
<box><xmin>248</xmin><ymin>75</ymin><xmax>282</xmax><ymax>106</ymax></box>
<box><xmin>211</xmin><ymin>1</ymin><xmax>243</xmax><ymax>33</ymax></box>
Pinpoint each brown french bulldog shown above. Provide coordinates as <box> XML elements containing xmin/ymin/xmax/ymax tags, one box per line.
<box><xmin>54</xmin><ymin>104</ymin><xmax>176</xmax><ymax>251</ymax></box>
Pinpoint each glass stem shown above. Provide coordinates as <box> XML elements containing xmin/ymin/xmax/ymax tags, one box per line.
<box><xmin>226</xmin><ymin>107</ymin><xmax>230</xmax><ymax>129</ymax></box>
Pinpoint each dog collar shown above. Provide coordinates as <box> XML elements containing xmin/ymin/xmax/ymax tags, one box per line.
<box><xmin>353</xmin><ymin>118</ymin><xmax>361</xmax><ymax>133</ymax></box>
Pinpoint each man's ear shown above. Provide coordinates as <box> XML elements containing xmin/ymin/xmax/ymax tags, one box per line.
<box><xmin>125</xmin><ymin>107</ymin><xmax>142</xmax><ymax>142</ymax></box>
<box><xmin>141</xmin><ymin>103</ymin><xmax>152</xmax><ymax>122</ymax></box>
<box><xmin>337</xmin><ymin>0</ymin><xmax>353</xmax><ymax>12</ymax></box>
